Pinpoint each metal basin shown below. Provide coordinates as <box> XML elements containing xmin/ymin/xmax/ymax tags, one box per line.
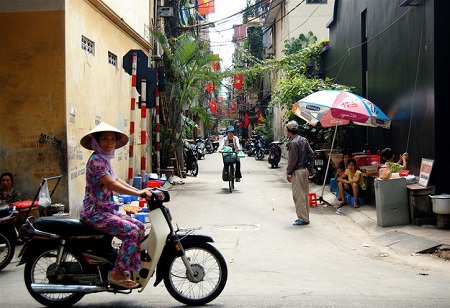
<box><xmin>429</xmin><ymin>194</ymin><xmax>450</xmax><ymax>214</ymax></box>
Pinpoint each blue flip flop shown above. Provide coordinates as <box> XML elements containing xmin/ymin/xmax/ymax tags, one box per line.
<box><xmin>293</xmin><ymin>219</ymin><xmax>310</xmax><ymax>226</ymax></box>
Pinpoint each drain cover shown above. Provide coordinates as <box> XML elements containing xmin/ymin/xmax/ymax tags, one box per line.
<box><xmin>376</xmin><ymin>231</ymin><xmax>441</xmax><ymax>253</ymax></box>
<box><xmin>215</xmin><ymin>224</ymin><xmax>260</xmax><ymax>231</ymax></box>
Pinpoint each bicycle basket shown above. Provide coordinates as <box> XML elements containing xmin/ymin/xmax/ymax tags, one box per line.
<box><xmin>222</xmin><ymin>152</ymin><xmax>237</xmax><ymax>164</ymax></box>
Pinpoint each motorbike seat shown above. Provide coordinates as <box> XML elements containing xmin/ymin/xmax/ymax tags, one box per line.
<box><xmin>33</xmin><ymin>217</ymin><xmax>107</xmax><ymax>238</ymax></box>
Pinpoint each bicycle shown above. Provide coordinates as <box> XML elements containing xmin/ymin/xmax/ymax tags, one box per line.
<box><xmin>222</xmin><ymin>150</ymin><xmax>237</xmax><ymax>193</ymax></box>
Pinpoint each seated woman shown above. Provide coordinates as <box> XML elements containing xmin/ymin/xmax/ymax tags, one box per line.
<box><xmin>336</xmin><ymin>159</ymin><xmax>366</xmax><ymax>208</ymax></box>
<box><xmin>1</xmin><ymin>172</ymin><xmax>21</xmax><ymax>204</ymax></box>
<box><xmin>336</xmin><ymin>151</ymin><xmax>353</xmax><ymax>178</ymax></box>
<box><xmin>380</xmin><ymin>147</ymin><xmax>408</xmax><ymax>173</ymax></box>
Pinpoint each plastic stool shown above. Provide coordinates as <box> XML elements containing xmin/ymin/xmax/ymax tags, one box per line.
<box><xmin>330</xmin><ymin>178</ymin><xmax>338</xmax><ymax>192</ymax></box>
<box><xmin>309</xmin><ymin>193</ymin><xmax>318</xmax><ymax>207</ymax></box>
<box><xmin>350</xmin><ymin>196</ymin><xmax>364</xmax><ymax>207</ymax></box>
<box><xmin>134</xmin><ymin>212</ymin><xmax>148</xmax><ymax>223</ymax></box>
<box><xmin>346</xmin><ymin>193</ymin><xmax>352</xmax><ymax>205</ymax></box>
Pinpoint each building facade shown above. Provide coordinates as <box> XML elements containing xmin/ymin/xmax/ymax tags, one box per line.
<box><xmin>0</xmin><ymin>0</ymin><xmax>154</xmax><ymax>216</ymax></box>
<box><xmin>323</xmin><ymin>0</ymin><xmax>449</xmax><ymax>193</ymax></box>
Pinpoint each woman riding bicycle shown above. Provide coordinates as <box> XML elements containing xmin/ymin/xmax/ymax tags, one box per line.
<box><xmin>219</xmin><ymin>126</ymin><xmax>242</xmax><ymax>182</ymax></box>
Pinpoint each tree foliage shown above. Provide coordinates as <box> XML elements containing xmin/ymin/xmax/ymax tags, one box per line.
<box><xmin>153</xmin><ymin>31</ymin><xmax>220</xmax><ymax>170</ymax></box>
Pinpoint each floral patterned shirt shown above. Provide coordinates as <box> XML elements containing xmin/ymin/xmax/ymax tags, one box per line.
<box><xmin>81</xmin><ymin>153</ymin><xmax>115</xmax><ymax>217</ymax></box>
<box><xmin>1</xmin><ymin>187</ymin><xmax>21</xmax><ymax>204</ymax></box>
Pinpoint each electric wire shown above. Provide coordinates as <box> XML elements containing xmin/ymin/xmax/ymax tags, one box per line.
<box><xmin>405</xmin><ymin>7</ymin><xmax>424</xmax><ymax>154</ymax></box>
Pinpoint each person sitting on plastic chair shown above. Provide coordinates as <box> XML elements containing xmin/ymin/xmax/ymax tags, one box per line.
<box><xmin>218</xmin><ymin>126</ymin><xmax>242</xmax><ymax>182</ymax></box>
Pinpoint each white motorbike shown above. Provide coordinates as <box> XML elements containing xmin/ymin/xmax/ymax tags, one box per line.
<box><xmin>18</xmin><ymin>188</ymin><xmax>228</xmax><ymax>307</ymax></box>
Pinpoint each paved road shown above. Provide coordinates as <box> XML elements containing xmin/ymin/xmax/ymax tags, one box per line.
<box><xmin>0</xmin><ymin>151</ymin><xmax>449</xmax><ymax>307</ymax></box>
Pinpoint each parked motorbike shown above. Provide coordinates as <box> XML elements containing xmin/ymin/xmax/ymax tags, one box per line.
<box><xmin>195</xmin><ymin>136</ymin><xmax>206</xmax><ymax>160</ymax></box>
<box><xmin>268</xmin><ymin>141</ymin><xmax>283</xmax><ymax>168</ymax></box>
<box><xmin>183</xmin><ymin>139</ymin><xmax>199</xmax><ymax>177</ymax></box>
<box><xmin>255</xmin><ymin>137</ymin><xmax>266</xmax><ymax>160</ymax></box>
<box><xmin>205</xmin><ymin>136</ymin><xmax>219</xmax><ymax>154</ymax></box>
<box><xmin>243</xmin><ymin>138</ymin><xmax>255</xmax><ymax>157</ymax></box>
<box><xmin>0</xmin><ymin>204</ymin><xmax>18</xmax><ymax>271</ymax></box>
<box><xmin>309</xmin><ymin>149</ymin><xmax>331</xmax><ymax>185</ymax></box>
<box><xmin>18</xmin><ymin>188</ymin><xmax>228</xmax><ymax>307</ymax></box>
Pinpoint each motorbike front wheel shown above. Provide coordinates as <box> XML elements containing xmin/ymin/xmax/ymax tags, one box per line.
<box><xmin>164</xmin><ymin>242</ymin><xmax>228</xmax><ymax>306</ymax></box>
<box><xmin>255</xmin><ymin>150</ymin><xmax>264</xmax><ymax>160</ymax></box>
<box><xmin>24</xmin><ymin>248</ymin><xmax>85</xmax><ymax>307</ymax></box>
<box><xmin>0</xmin><ymin>232</ymin><xmax>15</xmax><ymax>271</ymax></box>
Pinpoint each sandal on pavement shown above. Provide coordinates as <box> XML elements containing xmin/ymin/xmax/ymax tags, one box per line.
<box><xmin>236</xmin><ymin>178</ymin><xmax>241</xmax><ymax>182</ymax></box>
<box><xmin>353</xmin><ymin>203</ymin><xmax>360</xmax><ymax>208</ymax></box>
<box><xmin>108</xmin><ymin>272</ymin><xmax>139</xmax><ymax>289</ymax></box>
<box><xmin>293</xmin><ymin>219</ymin><xmax>310</xmax><ymax>226</ymax></box>
<box><xmin>336</xmin><ymin>202</ymin><xmax>347</xmax><ymax>209</ymax></box>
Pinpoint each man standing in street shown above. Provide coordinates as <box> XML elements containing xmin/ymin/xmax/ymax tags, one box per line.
<box><xmin>285</xmin><ymin>121</ymin><xmax>314</xmax><ymax>226</ymax></box>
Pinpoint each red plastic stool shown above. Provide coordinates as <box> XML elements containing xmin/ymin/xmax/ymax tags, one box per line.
<box><xmin>308</xmin><ymin>193</ymin><xmax>318</xmax><ymax>207</ymax></box>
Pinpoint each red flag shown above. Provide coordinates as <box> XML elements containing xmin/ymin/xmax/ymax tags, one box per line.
<box><xmin>212</xmin><ymin>55</ymin><xmax>220</xmax><ymax>71</ymax></box>
<box><xmin>233</xmin><ymin>74</ymin><xmax>243</xmax><ymax>90</ymax></box>
<box><xmin>229</xmin><ymin>102</ymin><xmax>237</xmax><ymax>113</ymax></box>
<box><xmin>244</xmin><ymin>113</ymin><xmax>250</xmax><ymax>128</ymax></box>
<box><xmin>205</xmin><ymin>82</ymin><xmax>212</xmax><ymax>94</ymax></box>
<box><xmin>198</xmin><ymin>0</ymin><xmax>215</xmax><ymax>15</ymax></box>
<box><xmin>257</xmin><ymin>106</ymin><xmax>264</xmax><ymax>124</ymax></box>
<box><xmin>208</xmin><ymin>100</ymin><xmax>217</xmax><ymax>115</ymax></box>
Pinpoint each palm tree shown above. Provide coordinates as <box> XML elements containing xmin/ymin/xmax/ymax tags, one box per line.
<box><xmin>153</xmin><ymin>31</ymin><xmax>220</xmax><ymax>174</ymax></box>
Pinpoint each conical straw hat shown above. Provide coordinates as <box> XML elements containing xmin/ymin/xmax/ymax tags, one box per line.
<box><xmin>80</xmin><ymin>122</ymin><xmax>129</xmax><ymax>150</ymax></box>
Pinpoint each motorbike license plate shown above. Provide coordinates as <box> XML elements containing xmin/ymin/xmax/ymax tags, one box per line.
<box><xmin>315</xmin><ymin>159</ymin><xmax>324</xmax><ymax>166</ymax></box>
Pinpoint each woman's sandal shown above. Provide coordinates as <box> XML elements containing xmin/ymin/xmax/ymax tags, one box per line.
<box><xmin>353</xmin><ymin>203</ymin><xmax>360</xmax><ymax>208</ymax></box>
<box><xmin>336</xmin><ymin>202</ymin><xmax>347</xmax><ymax>209</ymax></box>
<box><xmin>108</xmin><ymin>272</ymin><xmax>139</xmax><ymax>289</ymax></box>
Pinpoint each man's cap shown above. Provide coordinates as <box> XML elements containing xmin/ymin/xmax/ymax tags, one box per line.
<box><xmin>286</xmin><ymin>120</ymin><xmax>298</xmax><ymax>131</ymax></box>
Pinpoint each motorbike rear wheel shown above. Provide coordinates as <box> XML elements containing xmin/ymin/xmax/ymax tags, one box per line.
<box><xmin>190</xmin><ymin>161</ymin><xmax>199</xmax><ymax>177</ymax></box>
<box><xmin>164</xmin><ymin>242</ymin><xmax>228</xmax><ymax>306</ymax></box>
<box><xmin>0</xmin><ymin>232</ymin><xmax>15</xmax><ymax>271</ymax></box>
<box><xmin>24</xmin><ymin>248</ymin><xmax>85</xmax><ymax>307</ymax></box>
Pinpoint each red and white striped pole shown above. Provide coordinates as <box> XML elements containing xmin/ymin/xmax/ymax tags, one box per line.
<box><xmin>155</xmin><ymin>72</ymin><xmax>161</xmax><ymax>176</ymax></box>
<box><xmin>128</xmin><ymin>52</ymin><xmax>137</xmax><ymax>183</ymax></box>
<box><xmin>140</xmin><ymin>79</ymin><xmax>147</xmax><ymax>187</ymax></box>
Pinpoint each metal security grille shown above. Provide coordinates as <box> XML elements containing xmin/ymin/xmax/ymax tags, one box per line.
<box><xmin>108</xmin><ymin>51</ymin><xmax>117</xmax><ymax>67</ymax></box>
<box><xmin>81</xmin><ymin>36</ymin><xmax>95</xmax><ymax>55</ymax></box>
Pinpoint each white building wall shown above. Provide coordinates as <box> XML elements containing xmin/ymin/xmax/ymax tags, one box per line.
<box><xmin>272</xmin><ymin>0</ymin><xmax>334</xmax><ymax>142</ymax></box>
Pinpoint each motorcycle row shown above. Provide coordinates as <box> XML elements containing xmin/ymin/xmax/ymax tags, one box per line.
<box><xmin>0</xmin><ymin>184</ymin><xmax>228</xmax><ymax>307</ymax></box>
<box><xmin>241</xmin><ymin>134</ymin><xmax>283</xmax><ymax>169</ymax></box>
<box><xmin>241</xmin><ymin>134</ymin><xmax>332</xmax><ymax>185</ymax></box>
<box><xmin>183</xmin><ymin>136</ymin><xmax>219</xmax><ymax>177</ymax></box>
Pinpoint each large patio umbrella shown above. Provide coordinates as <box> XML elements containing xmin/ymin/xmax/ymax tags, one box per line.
<box><xmin>292</xmin><ymin>90</ymin><xmax>391</xmax><ymax>203</ymax></box>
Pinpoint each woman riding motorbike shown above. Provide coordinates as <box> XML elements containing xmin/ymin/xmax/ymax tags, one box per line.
<box><xmin>219</xmin><ymin>126</ymin><xmax>242</xmax><ymax>182</ymax></box>
<box><xmin>80</xmin><ymin>122</ymin><xmax>153</xmax><ymax>289</ymax></box>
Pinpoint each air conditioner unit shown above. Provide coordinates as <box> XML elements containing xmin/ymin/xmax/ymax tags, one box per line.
<box><xmin>151</xmin><ymin>40</ymin><xmax>163</xmax><ymax>61</ymax></box>
<box><xmin>158</xmin><ymin>6</ymin><xmax>173</xmax><ymax>17</ymax></box>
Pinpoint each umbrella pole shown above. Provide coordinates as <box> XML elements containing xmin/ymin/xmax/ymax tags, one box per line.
<box><xmin>319</xmin><ymin>125</ymin><xmax>338</xmax><ymax>206</ymax></box>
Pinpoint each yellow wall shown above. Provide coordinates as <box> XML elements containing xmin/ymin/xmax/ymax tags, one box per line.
<box><xmin>1</xmin><ymin>0</ymin><xmax>152</xmax><ymax>216</ymax></box>
<box><xmin>0</xmin><ymin>9</ymin><xmax>68</xmax><ymax>203</ymax></box>
<box><xmin>65</xmin><ymin>0</ymin><xmax>149</xmax><ymax>216</ymax></box>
